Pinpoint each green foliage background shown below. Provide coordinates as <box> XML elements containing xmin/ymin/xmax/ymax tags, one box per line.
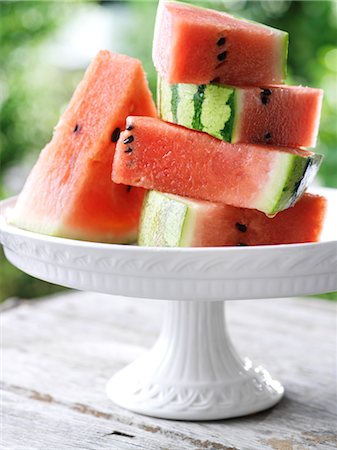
<box><xmin>0</xmin><ymin>1</ymin><xmax>336</xmax><ymax>301</ymax></box>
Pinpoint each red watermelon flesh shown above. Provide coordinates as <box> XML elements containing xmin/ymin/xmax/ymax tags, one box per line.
<box><xmin>10</xmin><ymin>51</ymin><xmax>156</xmax><ymax>243</ymax></box>
<box><xmin>139</xmin><ymin>191</ymin><xmax>327</xmax><ymax>247</ymax></box>
<box><xmin>233</xmin><ymin>85</ymin><xmax>323</xmax><ymax>148</ymax></box>
<box><xmin>112</xmin><ymin>116</ymin><xmax>323</xmax><ymax>215</ymax></box>
<box><xmin>153</xmin><ymin>1</ymin><xmax>288</xmax><ymax>86</ymax></box>
<box><xmin>217</xmin><ymin>193</ymin><xmax>327</xmax><ymax>246</ymax></box>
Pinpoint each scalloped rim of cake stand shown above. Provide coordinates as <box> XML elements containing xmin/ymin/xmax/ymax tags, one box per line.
<box><xmin>0</xmin><ymin>187</ymin><xmax>336</xmax><ymax>301</ymax></box>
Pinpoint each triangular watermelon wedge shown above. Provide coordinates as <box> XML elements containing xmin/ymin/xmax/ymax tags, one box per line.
<box><xmin>9</xmin><ymin>51</ymin><xmax>156</xmax><ymax>243</ymax></box>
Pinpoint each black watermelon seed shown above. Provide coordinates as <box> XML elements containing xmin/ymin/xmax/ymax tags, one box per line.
<box><xmin>126</xmin><ymin>185</ymin><xmax>132</xmax><ymax>192</ymax></box>
<box><xmin>217</xmin><ymin>37</ymin><xmax>226</xmax><ymax>46</ymax></box>
<box><xmin>126</xmin><ymin>124</ymin><xmax>134</xmax><ymax>131</ymax></box>
<box><xmin>211</xmin><ymin>77</ymin><xmax>221</xmax><ymax>83</ymax></box>
<box><xmin>111</xmin><ymin>127</ymin><xmax>121</xmax><ymax>142</ymax></box>
<box><xmin>123</xmin><ymin>135</ymin><xmax>134</xmax><ymax>144</ymax></box>
<box><xmin>217</xmin><ymin>51</ymin><xmax>227</xmax><ymax>61</ymax></box>
<box><xmin>235</xmin><ymin>222</ymin><xmax>247</xmax><ymax>233</ymax></box>
<box><xmin>124</xmin><ymin>147</ymin><xmax>133</xmax><ymax>154</ymax></box>
<box><xmin>264</xmin><ymin>132</ymin><xmax>272</xmax><ymax>141</ymax></box>
<box><xmin>261</xmin><ymin>95</ymin><xmax>269</xmax><ymax>105</ymax></box>
<box><xmin>237</xmin><ymin>242</ymin><xmax>248</xmax><ymax>246</ymax></box>
<box><xmin>260</xmin><ymin>88</ymin><xmax>272</xmax><ymax>105</ymax></box>
<box><xmin>73</xmin><ymin>124</ymin><xmax>80</xmax><ymax>133</ymax></box>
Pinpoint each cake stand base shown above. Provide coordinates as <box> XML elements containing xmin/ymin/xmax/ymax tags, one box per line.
<box><xmin>106</xmin><ymin>300</ymin><xmax>284</xmax><ymax>420</ymax></box>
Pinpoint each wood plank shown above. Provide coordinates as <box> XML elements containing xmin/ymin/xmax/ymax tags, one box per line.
<box><xmin>2</xmin><ymin>291</ymin><xmax>337</xmax><ymax>450</ymax></box>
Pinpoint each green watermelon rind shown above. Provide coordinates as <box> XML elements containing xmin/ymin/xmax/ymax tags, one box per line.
<box><xmin>158</xmin><ymin>76</ymin><xmax>236</xmax><ymax>141</ymax></box>
<box><xmin>256</xmin><ymin>152</ymin><xmax>323</xmax><ymax>215</ymax></box>
<box><xmin>138</xmin><ymin>190</ymin><xmax>197</xmax><ymax>247</ymax></box>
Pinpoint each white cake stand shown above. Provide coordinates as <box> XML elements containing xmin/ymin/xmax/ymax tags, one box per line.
<box><xmin>1</xmin><ymin>187</ymin><xmax>336</xmax><ymax>421</ymax></box>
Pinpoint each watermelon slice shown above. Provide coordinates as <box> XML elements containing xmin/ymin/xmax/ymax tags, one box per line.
<box><xmin>153</xmin><ymin>1</ymin><xmax>288</xmax><ymax>86</ymax></box>
<box><xmin>139</xmin><ymin>191</ymin><xmax>327</xmax><ymax>247</ymax></box>
<box><xmin>9</xmin><ymin>51</ymin><xmax>156</xmax><ymax>243</ymax></box>
<box><xmin>158</xmin><ymin>77</ymin><xmax>323</xmax><ymax>148</ymax></box>
<box><xmin>112</xmin><ymin>116</ymin><xmax>323</xmax><ymax>215</ymax></box>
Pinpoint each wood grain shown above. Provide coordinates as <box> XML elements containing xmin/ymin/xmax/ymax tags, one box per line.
<box><xmin>1</xmin><ymin>292</ymin><xmax>336</xmax><ymax>450</ymax></box>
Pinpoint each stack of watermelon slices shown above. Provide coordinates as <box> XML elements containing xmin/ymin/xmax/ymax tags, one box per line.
<box><xmin>9</xmin><ymin>1</ymin><xmax>327</xmax><ymax>248</ymax></box>
<box><xmin>112</xmin><ymin>1</ymin><xmax>327</xmax><ymax>247</ymax></box>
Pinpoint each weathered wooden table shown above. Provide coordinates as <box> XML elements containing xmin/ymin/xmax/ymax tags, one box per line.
<box><xmin>2</xmin><ymin>291</ymin><xmax>336</xmax><ymax>450</ymax></box>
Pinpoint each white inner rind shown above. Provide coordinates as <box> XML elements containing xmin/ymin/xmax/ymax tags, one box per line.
<box><xmin>139</xmin><ymin>191</ymin><xmax>204</xmax><ymax>247</ymax></box>
<box><xmin>230</xmin><ymin>88</ymin><xmax>243</xmax><ymax>143</ymax></box>
<box><xmin>9</xmin><ymin>205</ymin><xmax>137</xmax><ymax>244</ymax></box>
<box><xmin>179</xmin><ymin>197</ymin><xmax>202</xmax><ymax>246</ymax></box>
<box><xmin>253</xmin><ymin>153</ymin><xmax>295</xmax><ymax>214</ymax></box>
<box><xmin>159</xmin><ymin>78</ymin><xmax>173</xmax><ymax>121</ymax></box>
<box><xmin>8</xmin><ymin>206</ymin><xmax>60</xmax><ymax>238</ymax></box>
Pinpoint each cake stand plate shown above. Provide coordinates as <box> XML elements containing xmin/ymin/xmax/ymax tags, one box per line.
<box><xmin>1</xmin><ymin>187</ymin><xmax>336</xmax><ymax>420</ymax></box>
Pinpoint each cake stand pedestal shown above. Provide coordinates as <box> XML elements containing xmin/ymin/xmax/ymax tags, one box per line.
<box><xmin>107</xmin><ymin>300</ymin><xmax>283</xmax><ymax>420</ymax></box>
<box><xmin>1</xmin><ymin>187</ymin><xmax>336</xmax><ymax>420</ymax></box>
